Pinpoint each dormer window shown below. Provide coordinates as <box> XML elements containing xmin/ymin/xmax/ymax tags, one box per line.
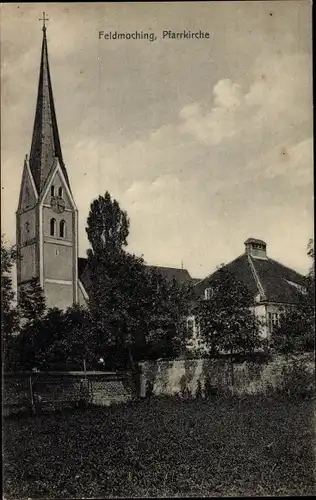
<box><xmin>285</xmin><ymin>279</ymin><xmax>307</xmax><ymax>295</ymax></box>
<box><xmin>50</xmin><ymin>185</ymin><xmax>55</xmax><ymax>197</ymax></box>
<box><xmin>58</xmin><ymin>187</ymin><xmax>63</xmax><ymax>197</ymax></box>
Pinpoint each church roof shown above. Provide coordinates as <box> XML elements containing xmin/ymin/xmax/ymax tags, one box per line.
<box><xmin>29</xmin><ymin>27</ymin><xmax>71</xmax><ymax>194</ymax></box>
<box><xmin>147</xmin><ymin>266</ymin><xmax>193</xmax><ymax>284</ymax></box>
<box><xmin>78</xmin><ymin>258</ymin><xmax>195</xmax><ymax>293</ymax></box>
<box><xmin>195</xmin><ymin>253</ymin><xmax>306</xmax><ymax>305</ymax></box>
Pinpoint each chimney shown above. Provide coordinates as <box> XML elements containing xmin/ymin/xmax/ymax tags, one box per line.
<box><xmin>244</xmin><ymin>238</ymin><xmax>267</xmax><ymax>259</ymax></box>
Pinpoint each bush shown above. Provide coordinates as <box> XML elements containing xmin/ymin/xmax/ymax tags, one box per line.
<box><xmin>278</xmin><ymin>358</ymin><xmax>315</xmax><ymax>398</ymax></box>
<box><xmin>204</xmin><ymin>375</ymin><xmax>219</xmax><ymax>398</ymax></box>
<box><xmin>145</xmin><ymin>380</ymin><xmax>155</xmax><ymax>399</ymax></box>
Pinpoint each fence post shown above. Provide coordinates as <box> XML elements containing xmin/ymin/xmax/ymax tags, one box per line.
<box><xmin>29</xmin><ymin>375</ymin><xmax>36</xmax><ymax>415</ymax></box>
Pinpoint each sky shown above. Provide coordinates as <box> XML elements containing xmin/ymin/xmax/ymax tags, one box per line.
<box><xmin>1</xmin><ymin>1</ymin><xmax>313</xmax><ymax>280</ymax></box>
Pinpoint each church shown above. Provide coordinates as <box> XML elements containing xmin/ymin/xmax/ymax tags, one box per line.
<box><xmin>16</xmin><ymin>24</ymin><xmax>194</xmax><ymax>311</ymax></box>
<box><xmin>16</xmin><ymin>24</ymin><xmax>307</xmax><ymax>328</ymax></box>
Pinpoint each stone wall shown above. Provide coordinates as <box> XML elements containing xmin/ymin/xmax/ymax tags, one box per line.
<box><xmin>139</xmin><ymin>353</ymin><xmax>315</xmax><ymax>397</ymax></box>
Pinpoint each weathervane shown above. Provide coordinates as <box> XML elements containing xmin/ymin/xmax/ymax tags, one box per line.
<box><xmin>39</xmin><ymin>12</ymin><xmax>49</xmax><ymax>31</ymax></box>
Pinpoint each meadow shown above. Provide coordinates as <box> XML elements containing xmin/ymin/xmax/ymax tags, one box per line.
<box><xmin>3</xmin><ymin>395</ymin><xmax>315</xmax><ymax>498</ymax></box>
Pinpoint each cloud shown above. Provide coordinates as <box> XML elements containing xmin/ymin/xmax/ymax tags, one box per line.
<box><xmin>61</xmin><ymin>48</ymin><xmax>313</xmax><ymax>277</ymax></box>
<box><xmin>179</xmin><ymin>79</ymin><xmax>243</xmax><ymax>146</ymax></box>
<box><xmin>214</xmin><ymin>79</ymin><xmax>242</xmax><ymax>109</ymax></box>
<box><xmin>178</xmin><ymin>52</ymin><xmax>311</xmax><ymax>151</ymax></box>
<box><xmin>258</xmin><ymin>138</ymin><xmax>313</xmax><ymax>186</ymax></box>
<box><xmin>1</xmin><ymin>3</ymin><xmax>313</xmax><ymax>280</ymax></box>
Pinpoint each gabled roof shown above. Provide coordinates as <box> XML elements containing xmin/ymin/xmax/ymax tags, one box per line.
<box><xmin>78</xmin><ymin>257</ymin><xmax>88</xmax><ymax>279</ymax></box>
<box><xmin>191</xmin><ymin>278</ymin><xmax>202</xmax><ymax>286</ymax></box>
<box><xmin>195</xmin><ymin>253</ymin><xmax>306</xmax><ymax>305</ymax></box>
<box><xmin>78</xmin><ymin>258</ymin><xmax>195</xmax><ymax>294</ymax></box>
<box><xmin>147</xmin><ymin>266</ymin><xmax>193</xmax><ymax>284</ymax></box>
<box><xmin>78</xmin><ymin>257</ymin><xmax>108</xmax><ymax>293</ymax></box>
<box><xmin>29</xmin><ymin>27</ymin><xmax>71</xmax><ymax>195</ymax></box>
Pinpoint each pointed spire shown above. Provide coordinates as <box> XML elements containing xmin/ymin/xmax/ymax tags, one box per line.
<box><xmin>29</xmin><ymin>23</ymin><xmax>70</xmax><ymax>194</ymax></box>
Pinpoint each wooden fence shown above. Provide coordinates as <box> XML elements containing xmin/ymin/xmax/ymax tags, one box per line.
<box><xmin>3</xmin><ymin>371</ymin><xmax>136</xmax><ymax>415</ymax></box>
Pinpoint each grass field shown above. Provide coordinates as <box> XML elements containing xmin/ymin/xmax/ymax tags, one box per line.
<box><xmin>3</xmin><ymin>396</ymin><xmax>315</xmax><ymax>498</ymax></box>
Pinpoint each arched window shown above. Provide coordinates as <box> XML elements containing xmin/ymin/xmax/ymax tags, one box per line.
<box><xmin>59</xmin><ymin>220</ymin><xmax>66</xmax><ymax>238</ymax></box>
<box><xmin>50</xmin><ymin>185</ymin><xmax>55</xmax><ymax>197</ymax></box>
<box><xmin>58</xmin><ymin>186</ymin><xmax>63</xmax><ymax>197</ymax></box>
<box><xmin>50</xmin><ymin>218</ymin><xmax>56</xmax><ymax>236</ymax></box>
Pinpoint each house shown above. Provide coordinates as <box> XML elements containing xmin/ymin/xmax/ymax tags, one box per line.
<box><xmin>187</xmin><ymin>237</ymin><xmax>306</xmax><ymax>350</ymax></box>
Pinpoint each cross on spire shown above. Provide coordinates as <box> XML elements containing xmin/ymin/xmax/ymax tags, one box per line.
<box><xmin>39</xmin><ymin>12</ymin><xmax>49</xmax><ymax>31</ymax></box>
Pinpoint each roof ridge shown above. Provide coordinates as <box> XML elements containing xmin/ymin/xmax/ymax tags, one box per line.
<box><xmin>247</xmin><ymin>254</ymin><xmax>266</xmax><ymax>299</ymax></box>
<box><xmin>149</xmin><ymin>264</ymin><xmax>189</xmax><ymax>270</ymax></box>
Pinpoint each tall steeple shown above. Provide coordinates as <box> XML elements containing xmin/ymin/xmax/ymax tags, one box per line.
<box><xmin>29</xmin><ymin>21</ymin><xmax>70</xmax><ymax>194</ymax></box>
<box><xmin>16</xmin><ymin>17</ymin><xmax>80</xmax><ymax>311</ymax></box>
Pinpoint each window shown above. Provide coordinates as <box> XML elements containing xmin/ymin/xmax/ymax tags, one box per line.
<box><xmin>194</xmin><ymin>316</ymin><xmax>201</xmax><ymax>337</ymax></box>
<box><xmin>204</xmin><ymin>287</ymin><xmax>213</xmax><ymax>300</ymax></box>
<box><xmin>50</xmin><ymin>218</ymin><xmax>56</xmax><ymax>236</ymax></box>
<box><xmin>59</xmin><ymin>220</ymin><xmax>66</xmax><ymax>238</ymax></box>
<box><xmin>186</xmin><ymin>316</ymin><xmax>201</xmax><ymax>338</ymax></box>
<box><xmin>58</xmin><ymin>186</ymin><xmax>63</xmax><ymax>197</ymax></box>
<box><xmin>268</xmin><ymin>312</ymin><xmax>280</xmax><ymax>334</ymax></box>
<box><xmin>187</xmin><ymin>318</ymin><xmax>194</xmax><ymax>338</ymax></box>
<box><xmin>25</xmin><ymin>221</ymin><xmax>30</xmax><ymax>234</ymax></box>
<box><xmin>50</xmin><ymin>185</ymin><xmax>55</xmax><ymax>197</ymax></box>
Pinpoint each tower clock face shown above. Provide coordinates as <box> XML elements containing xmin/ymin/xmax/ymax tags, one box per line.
<box><xmin>51</xmin><ymin>196</ymin><xmax>66</xmax><ymax>213</ymax></box>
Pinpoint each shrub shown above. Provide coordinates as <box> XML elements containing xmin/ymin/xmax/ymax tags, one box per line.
<box><xmin>278</xmin><ymin>358</ymin><xmax>315</xmax><ymax>398</ymax></box>
<box><xmin>179</xmin><ymin>374</ymin><xmax>193</xmax><ymax>399</ymax></box>
<box><xmin>204</xmin><ymin>375</ymin><xmax>219</xmax><ymax>398</ymax></box>
<box><xmin>145</xmin><ymin>380</ymin><xmax>155</xmax><ymax>399</ymax></box>
<box><xmin>196</xmin><ymin>379</ymin><xmax>203</xmax><ymax>399</ymax></box>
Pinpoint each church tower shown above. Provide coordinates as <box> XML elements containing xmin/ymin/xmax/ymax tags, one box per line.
<box><xmin>16</xmin><ymin>21</ymin><xmax>79</xmax><ymax>310</ymax></box>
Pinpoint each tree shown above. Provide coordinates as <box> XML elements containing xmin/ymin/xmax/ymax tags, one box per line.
<box><xmin>86</xmin><ymin>192</ymin><xmax>145</xmax><ymax>367</ymax></box>
<box><xmin>197</xmin><ymin>268</ymin><xmax>262</xmax><ymax>387</ymax></box>
<box><xmin>1</xmin><ymin>234</ymin><xmax>19</xmax><ymax>366</ymax></box>
<box><xmin>272</xmin><ymin>239</ymin><xmax>315</xmax><ymax>356</ymax></box>
<box><xmin>86</xmin><ymin>191</ymin><xmax>129</xmax><ymax>255</ymax></box>
<box><xmin>307</xmin><ymin>238</ymin><xmax>314</xmax><ymax>279</ymax></box>
<box><xmin>143</xmin><ymin>268</ymin><xmax>193</xmax><ymax>360</ymax></box>
<box><xmin>47</xmin><ymin>305</ymin><xmax>97</xmax><ymax>370</ymax></box>
<box><xmin>10</xmin><ymin>306</ymin><xmax>97</xmax><ymax>371</ymax></box>
<box><xmin>18</xmin><ymin>277</ymin><xmax>46</xmax><ymax>323</ymax></box>
<box><xmin>85</xmin><ymin>192</ymin><xmax>192</xmax><ymax>369</ymax></box>
<box><xmin>8</xmin><ymin>308</ymin><xmax>64</xmax><ymax>371</ymax></box>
